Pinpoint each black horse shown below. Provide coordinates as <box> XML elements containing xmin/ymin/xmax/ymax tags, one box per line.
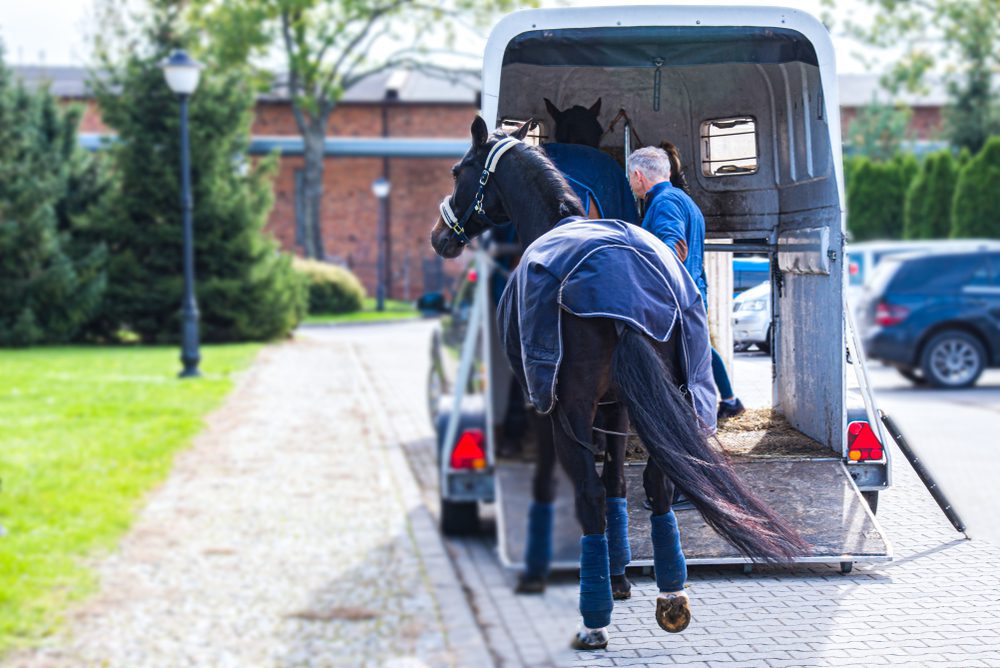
<box><xmin>545</xmin><ymin>97</ymin><xmax>603</xmax><ymax>147</ymax></box>
<box><xmin>430</xmin><ymin>118</ymin><xmax>808</xmax><ymax>650</ymax></box>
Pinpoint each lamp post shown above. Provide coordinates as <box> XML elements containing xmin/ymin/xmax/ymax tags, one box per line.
<box><xmin>161</xmin><ymin>49</ymin><xmax>203</xmax><ymax>378</ymax></box>
<box><xmin>371</xmin><ymin>177</ymin><xmax>391</xmax><ymax>312</ymax></box>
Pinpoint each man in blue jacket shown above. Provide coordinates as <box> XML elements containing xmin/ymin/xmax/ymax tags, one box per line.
<box><xmin>627</xmin><ymin>146</ymin><xmax>745</xmax><ymax>421</ymax></box>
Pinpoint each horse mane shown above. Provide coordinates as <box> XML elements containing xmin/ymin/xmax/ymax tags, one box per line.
<box><xmin>494</xmin><ymin>129</ymin><xmax>586</xmax><ymax>219</ymax></box>
<box><xmin>660</xmin><ymin>141</ymin><xmax>691</xmax><ymax>195</ymax></box>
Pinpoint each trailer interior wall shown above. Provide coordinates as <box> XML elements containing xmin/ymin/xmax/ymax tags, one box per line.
<box><xmin>496</xmin><ymin>32</ymin><xmax>844</xmax><ymax>451</ymax></box>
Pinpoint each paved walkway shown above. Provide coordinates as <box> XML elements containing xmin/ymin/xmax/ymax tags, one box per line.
<box><xmin>9</xmin><ymin>334</ymin><xmax>489</xmax><ymax>668</ymax></box>
<box><xmin>347</xmin><ymin>321</ymin><xmax>1000</xmax><ymax>668</ymax></box>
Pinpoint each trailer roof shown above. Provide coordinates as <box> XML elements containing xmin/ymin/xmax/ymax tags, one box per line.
<box><xmin>501</xmin><ymin>26</ymin><xmax>819</xmax><ymax>69</ymax></box>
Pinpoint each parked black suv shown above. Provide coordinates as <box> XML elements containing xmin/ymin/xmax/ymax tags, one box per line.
<box><xmin>861</xmin><ymin>249</ymin><xmax>1000</xmax><ymax>388</ymax></box>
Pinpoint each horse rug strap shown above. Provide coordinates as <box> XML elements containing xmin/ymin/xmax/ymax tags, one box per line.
<box><xmin>496</xmin><ymin>217</ymin><xmax>717</xmax><ymax>438</ymax></box>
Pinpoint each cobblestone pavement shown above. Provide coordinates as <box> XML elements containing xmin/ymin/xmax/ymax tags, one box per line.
<box><xmin>344</xmin><ymin>320</ymin><xmax>1000</xmax><ymax>668</ymax></box>
<box><xmin>8</xmin><ymin>334</ymin><xmax>489</xmax><ymax>668</ymax></box>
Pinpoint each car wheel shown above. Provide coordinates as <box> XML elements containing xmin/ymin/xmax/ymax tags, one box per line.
<box><xmin>895</xmin><ymin>366</ymin><xmax>927</xmax><ymax>385</ymax></box>
<box><xmin>920</xmin><ymin>330</ymin><xmax>986</xmax><ymax>389</ymax></box>
<box><xmin>757</xmin><ymin>327</ymin><xmax>772</xmax><ymax>355</ymax></box>
<box><xmin>734</xmin><ymin>342</ymin><xmax>750</xmax><ymax>353</ymax></box>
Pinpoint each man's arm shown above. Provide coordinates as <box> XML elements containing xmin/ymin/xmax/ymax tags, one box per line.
<box><xmin>644</xmin><ymin>197</ymin><xmax>689</xmax><ymax>261</ymax></box>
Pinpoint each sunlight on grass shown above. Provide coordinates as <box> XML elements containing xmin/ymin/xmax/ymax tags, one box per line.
<box><xmin>302</xmin><ymin>297</ymin><xmax>419</xmax><ymax>325</ymax></box>
<box><xmin>0</xmin><ymin>344</ymin><xmax>261</xmax><ymax>654</ymax></box>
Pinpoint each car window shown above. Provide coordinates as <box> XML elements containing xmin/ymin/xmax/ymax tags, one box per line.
<box><xmin>888</xmin><ymin>254</ymin><xmax>989</xmax><ymax>293</ymax></box>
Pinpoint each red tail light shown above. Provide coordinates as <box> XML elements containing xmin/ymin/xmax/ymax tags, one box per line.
<box><xmin>848</xmin><ymin>421</ymin><xmax>884</xmax><ymax>461</ymax></box>
<box><xmin>849</xmin><ymin>261</ymin><xmax>859</xmax><ymax>276</ymax></box>
<box><xmin>467</xmin><ymin>268</ymin><xmax>478</xmax><ymax>283</ymax></box>
<box><xmin>450</xmin><ymin>429</ymin><xmax>487</xmax><ymax>470</ymax></box>
<box><xmin>875</xmin><ymin>302</ymin><xmax>909</xmax><ymax>327</ymax></box>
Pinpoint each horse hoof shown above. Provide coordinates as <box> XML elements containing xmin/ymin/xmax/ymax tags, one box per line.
<box><xmin>570</xmin><ymin>627</ymin><xmax>609</xmax><ymax>650</ymax></box>
<box><xmin>515</xmin><ymin>574</ymin><xmax>546</xmax><ymax>594</ymax></box>
<box><xmin>611</xmin><ymin>574</ymin><xmax>632</xmax><ymax>600</ymax></box>
<box><xmin>655</xmin><ymin>592</ymin><xmax>691</xmax><ymax>633</ymax></box>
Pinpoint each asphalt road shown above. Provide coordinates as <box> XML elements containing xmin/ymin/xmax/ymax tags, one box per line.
<box><xmin>734</xmin><ymin>350</ymin><xmax>1000</xmax><ymax>545</ymax></box>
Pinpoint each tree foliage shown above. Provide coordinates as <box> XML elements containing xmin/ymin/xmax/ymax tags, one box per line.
<box><xmin>190</xmin><ymin>0</ymin><xmax>536</xmax><ymax>260</ymax></box>
<box><xmin>903</xmin><ymin>150</ymin><xmax>957</xmax><ymax>239</ymax></box>
<box><xmin>0</xmin><ymin>49</ymin><xmax>108</xmax><ymax>346</ymax></box>
<box><xmin>951</xmin><ymin>136</ymin><xmax>1000</xmax><ymax>238</ymax></box>
<box><xmin>88</xmin><ymin>6</ymin><xmax>306</xmax><ymax>343</ymax></box>
<box><xmin>845</xmin><ymin>97</ymin><xmax>912</xmax><ymax>160</ymax></box>
<box><xmin>841</xmin><ymin>0</ymin><xmax>1000</xmax><ymax>153</ymax></box>
<box><xmin>847</xmin><ymin>155</ymin><xmax>915</xmax><ymax>241</ymax></box>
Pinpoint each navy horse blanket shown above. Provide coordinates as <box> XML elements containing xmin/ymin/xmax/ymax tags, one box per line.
<box><xmin>542</xmin><ymin>144</ymin><xmax>638</xmax><ymax>224</ymax></box>
<box><xmin>497</xmin><ymin>217</ymin><xmax>717</xmax><ymax>437</ymax></box>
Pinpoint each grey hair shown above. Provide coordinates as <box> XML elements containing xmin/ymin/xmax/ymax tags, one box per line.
<box><xmin>628</xmin><ymin>147</ymin><xmax>672</xmax><ymax>182</ymax></box>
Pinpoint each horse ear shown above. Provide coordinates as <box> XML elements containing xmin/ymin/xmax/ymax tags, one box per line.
<box><xmin>511</xmin><ymin>118</ymin><xmax>535</xmax><ymax>141</ymax></box>
<box><xmin>544</xmin><ymin>98</ymin><xmax>561</xmax><ymax>121</ymax></box>
<box><xmin>471</xmin><ymin>116</ymin><xmax>489</xmax><ymax>148</ymax></box>
<box><xmin>589</xmin><ymin>97</ymin><xmax>602</xmax><ymax>117</ymax></box>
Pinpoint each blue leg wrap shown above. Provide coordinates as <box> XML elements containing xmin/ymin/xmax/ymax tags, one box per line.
<box><xmin>651</xmin><ymin>510</ymin><xmax>687</xmax><ymax>593</ymax></box>
<box><xmin>524</xmin><ymin>502</ymin><xmax>554</xmax><ymax>579</ymax></box>
<box><xmin>579</xmin><ymin>534</ymin><xmax>613</xmax><ymax>629</ymax></box>
<box><xmin>605</xmin><ymin>497</ymin><xmax>631</xmax><ymax>576</ymax></box>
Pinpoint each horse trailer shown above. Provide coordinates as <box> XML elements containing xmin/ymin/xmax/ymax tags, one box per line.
<box><xmin>431</xmin><ymin>5</ymin><xmax>893</xmax><ymax>573</ymax></box>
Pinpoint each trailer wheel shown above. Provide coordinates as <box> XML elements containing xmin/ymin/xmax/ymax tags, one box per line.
<box><xmin>862</xmin><ymin>491</ymin><xmax>879</xmax><ymax>515</ymax></box>
<box><xmin>840</xmin><ymin>561</ymin><xmax>853</xmax><ymax>574</ymax></box>
<box><xmin>441</xmin><ymin>499</ymin><xmax>479</xmax><ymax>536</ymax></box>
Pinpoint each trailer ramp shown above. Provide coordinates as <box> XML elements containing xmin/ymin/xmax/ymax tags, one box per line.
<box><xmin>497</xmin><ymin>459</ymin><xmax>891</xmax><ymax>569</ymax></box>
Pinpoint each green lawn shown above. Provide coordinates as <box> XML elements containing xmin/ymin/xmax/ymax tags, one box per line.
<box><xmin>302</xmin><ymin>297</ymin><xmax>420</xmax><ymax>325</ymax></box>
<box><xmin>0</xmin><ymin>344</ymin><xmax>261</xmax><ymax>654</ymax></box>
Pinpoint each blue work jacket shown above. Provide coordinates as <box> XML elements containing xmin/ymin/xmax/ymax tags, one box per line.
<box><xmin>641</xmin><ymin>181</ymin><xmax>708</xmax><ymax>302</ymax></box>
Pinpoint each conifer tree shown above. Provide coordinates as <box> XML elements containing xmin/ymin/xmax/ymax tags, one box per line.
<box><xmin>903</xmin><ymin>151</ymin><xmax>957</xmax><ymax>239</ymax></box>
<box><xmin>0</xmin><ymin>49</ymin><xmax>107</xmax><ymax>345</ymax></box>
<box><xmin>88</xmin><ymin>8</ymin><xmax>305</xmax><ymax>343</ymax></box>
<box><xmin>951</xmin><ymin>137</ymin><xmax>1000</xmax><ymax>238</ymax></box>
<box><xmin>847</xmin><ymin>157</ymin><xmax>910</xmax><ymax>241</ymax></box>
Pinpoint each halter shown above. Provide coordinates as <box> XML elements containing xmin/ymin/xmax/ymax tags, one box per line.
<box><xmin>439</xmin><ymin>136</ymin><xmax>520</xmax><ymax>246</ymax></box>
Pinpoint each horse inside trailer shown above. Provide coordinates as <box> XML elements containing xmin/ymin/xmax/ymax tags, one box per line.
<box><xmin>437</xmin><ymin>6</ymin><xmax>892</xmax><ymax>572</ymax></box>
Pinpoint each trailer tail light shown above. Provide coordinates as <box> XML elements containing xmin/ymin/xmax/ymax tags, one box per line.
<box><xmin>450</xmin><ymin>429</ymin><xmax>487</xmax><ymax>470</ymax></box>
<box><xmin>848</xmin><ymin>421</ymin><xmax>884</xmax><ymax>461</ymax></box>
<box><xmin>875</xmin><ymin>302</ymin><xmax>909</xmax><ymax>327</ymax></box>
<box><xmin>467</xmin><ymin>268</ymin><xmax>478</xmax><ymax>283</ymax></box>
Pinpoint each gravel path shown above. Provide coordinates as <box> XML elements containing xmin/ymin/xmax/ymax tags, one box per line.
<box><xmin>8</xmin><ymin>336</ymin><xmax>488</xmax><ymax>668</ymax></box>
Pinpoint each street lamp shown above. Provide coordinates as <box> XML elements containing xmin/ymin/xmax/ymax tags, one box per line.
<box><xmin>371</xmin><ymin>177</ymin><xmax>391</xmax><ymax>312</ymax></box>
<box><xmin>161</xmin><ymin>49</ymin><xmax>203</xmax><ymax>378</ymax></box>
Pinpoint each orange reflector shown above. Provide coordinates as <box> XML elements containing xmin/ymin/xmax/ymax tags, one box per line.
<box><xmin>847</xmin><ymin>421</ymin><xmax>884</xmax><ymax>461</ymax></box>
<box><xmin>450</xmin><ymin>429</ymin><xmax>487</xmax><ymax>470</ymax></box>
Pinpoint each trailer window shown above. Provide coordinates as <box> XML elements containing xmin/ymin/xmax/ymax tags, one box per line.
<box><xmin>499</xmin><ymin>118</ymin><xmax>543</xmax><ymax>146</ymax></box>
<box><xmin>700</xmin><ymin>117</ymin><xmax>758</xmax><ymax>177</ymax></box>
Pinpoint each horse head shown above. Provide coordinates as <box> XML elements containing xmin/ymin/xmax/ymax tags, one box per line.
<box><xmin>430</xmin><ymin>116</ymin><xmax>534</xmax><ymax>259</ymax></box>
<box><xmin>545</xmin><ymin>97</ymin><xmax>602</xmax><ymax>148</ymax></box>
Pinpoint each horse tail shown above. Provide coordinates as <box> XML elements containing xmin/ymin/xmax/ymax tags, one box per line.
<box><xmin>611</xmin><ymin>328</ymin><xmax>810</xmax><ymax>562</ymax></box>
<box><xmin>660</xmin><ymin>141</ymin><xmax>691</xmax><ymax>194</ymax></box>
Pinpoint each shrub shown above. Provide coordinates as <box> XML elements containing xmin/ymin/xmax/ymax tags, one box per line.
<box><xmin>293</xmin><ymin>258</ymin><xmax>366</xmax><ymax>315</ymax></box>
<box><xmin>846</xmin><ymin>156</ymin><xmax>913</xmax><ymax>241</ymax></box>
<box><xmin>951</xmin><ymin>136</ymin><xmax>1000</xmax><ymax>238</ymax></box>
<box><xmin>904</xmin><ymin>150</ymin><xmax>957</xmax><ymax>239</ymax></box>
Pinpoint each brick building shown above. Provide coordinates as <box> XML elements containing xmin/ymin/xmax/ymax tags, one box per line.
<box><xmin>15</xmin><ymin>66</ymin><xmax>949</xmax><ymax>298</ymax></box>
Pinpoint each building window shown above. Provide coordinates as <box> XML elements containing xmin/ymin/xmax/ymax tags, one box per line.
<box><xmin>700</xmin><ymin>117</ymin><xmax>758</xmax><ymax>176</ymax></box>
<box><xmin>499</xmin><ymin>118</ymin><xmax>543</xmax><ymax>146</ymax></box>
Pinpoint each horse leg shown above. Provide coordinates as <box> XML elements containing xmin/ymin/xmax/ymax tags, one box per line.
<box><xmin>600</xmin><ymin>403</ymin><xmax>632</xmax><ymax>600</ymax></box>
<box><xmin>643</xmin><ymin>458</ymin><xmax>691</xmax><ymax>633</ymax></box>
<box><xmin>553</xmin><ymin>314</ymin><xmax>618</xmax><ymax>650</ymax></box>
<box><xmin>516</xmin><ymin>412</ymin><xmax>557</xmax><ymax>594</ymax></box>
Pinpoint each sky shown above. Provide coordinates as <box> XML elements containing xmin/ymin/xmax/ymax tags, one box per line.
<box><xmin>0</xmin><ymin>0</ymin><xmax>882</xmax><ymax>74</ymax></box>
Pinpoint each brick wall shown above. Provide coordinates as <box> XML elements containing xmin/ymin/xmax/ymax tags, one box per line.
<box><xmin>840</xmin><ymin>105</ymin><xmax>943</xmax><ymax>141</ymax></box>
<box><xmin>260</xmin><ymin>102</ymin><xmax>476</xmax><ymax>298</ymax></box>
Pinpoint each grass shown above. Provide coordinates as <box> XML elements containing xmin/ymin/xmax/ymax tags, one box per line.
<box><xmin>0</xmin><ymin>344</ymin><xmax>261</xmax><ymax>654</ymax></box>
<box><xmin>302</xmin><ymin>297</ymin><xmax>420</xmax><ymax>325</ymax></box>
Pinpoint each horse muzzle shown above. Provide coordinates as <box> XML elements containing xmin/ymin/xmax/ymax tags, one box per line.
<box><xmin>431</xmin><ymin>217</ymin><xmax>465</xmax><ymax>259</ymax></box>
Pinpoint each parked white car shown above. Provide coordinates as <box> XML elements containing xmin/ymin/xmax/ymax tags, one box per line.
<box><xmin>732</xmin><ymin>280</ymin><xmax>771</xmax><ymax>353</ymax></box>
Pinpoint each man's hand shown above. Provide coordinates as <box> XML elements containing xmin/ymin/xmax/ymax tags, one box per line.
<box><xmin>674</xmin><ymin>238</ymin><xmax>688</xmax><ymax>262</ymax></box>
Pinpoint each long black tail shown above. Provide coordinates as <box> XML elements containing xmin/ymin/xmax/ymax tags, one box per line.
<box><xmin>612</xmin><ymin>328</ymin><xmax>810</xmax><ymax>562</ymax></box>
